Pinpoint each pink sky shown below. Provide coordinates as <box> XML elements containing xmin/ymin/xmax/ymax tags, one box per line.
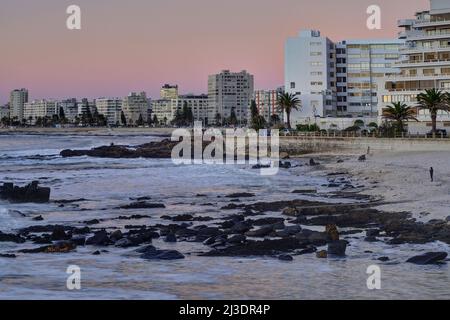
<box><xmin>0</xmin><ymin>0</ymin><xmax>430</xmax><ymax>103</ymax></box>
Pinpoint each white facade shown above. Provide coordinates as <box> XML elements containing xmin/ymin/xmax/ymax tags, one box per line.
<box><xmin>160</xmin><ymin>84</ymin><xmax>179</xmax><ymax>100</ymax></box>
<box><xmin>151</xmin><ymin>94</ymin><xmax>208</xmax><ymax>125</ymax></box>
<box><xmin>122</xmin><ymin>92</ymin><xmax>148</xmax><ymax>125</ymax></box>
<box><xmin>336</xmin><ymin>40</ymin><xmax>403</xmax><ymax>117</ymax></box>
<box><xmin>378</xmin><ymin>0</ymin><xmax>450</xmax><ymax>132</ymax></box>
<box><xmin>9</xmin><ymin>88</ymin><xmax>28</xmax><ymax>121</ymax></box>
<box><xmin>23</xmin><ymin>100</ymin><xmax>58</xmax><ymax>124</ymax></box>
<box><xmin>285</xmin><ymin>30</ymin><xmax>404</xmax><ymax>128</ymax></box>
<box><xmin>96</xmin><ymin>98</ymin><xmax>122</xmax><ymax>126</ymax></box>
<box><xmin>208</xmin><ymin>70</ymin><xmax>254</xmax><ymax>125</ymax></box>
<box><xmin>78</xmin><ymin>99</ymin><xmax>97</xmax><ymax>117</ymax></box>
<box><xmin>59</xmin><ymin>98</ymin><xmax>79</xmax><ymax>122</ymax></box>
<box><xmin>0</xmin><ymin>104</ymin><xmax>9</xmax><ymax>119</ymax></box>
<box><xmin>285</xmin><ymin>30</ymin><xmax>336</xmax><ymax>126</ymax></box>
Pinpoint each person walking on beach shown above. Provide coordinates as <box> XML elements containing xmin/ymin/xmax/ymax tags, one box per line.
<box><xmin>430</xmin><ymin>167</ymin><xmax>434</xmax><ymax>182</ymax></box>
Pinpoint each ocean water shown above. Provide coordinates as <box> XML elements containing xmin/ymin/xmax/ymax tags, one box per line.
<box><xmin>0</xmin><ymin>133</ymin><xmax>449</xmax><ymax>300</ymax></box>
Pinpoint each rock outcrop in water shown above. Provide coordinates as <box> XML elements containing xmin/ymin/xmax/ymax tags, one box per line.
<box><xmin>0</xmin><ymin>181</ymin><xmax>50</xmax><ymax>203</ymax></box>
<box><xmin>60</xmin><ymin>139</ymin><xmax>178</xmax><ymax>159</ymax></box>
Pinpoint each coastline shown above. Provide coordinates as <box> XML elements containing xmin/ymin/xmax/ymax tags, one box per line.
<box><xmin>0</xmin><ymin>127</ymin><xmax>174</xmax><ymax>136</ymax></box>
<box><xmin>302</xmin><ymin>150</ymin><xmax>450</xmax><ymax>223</ymax></box>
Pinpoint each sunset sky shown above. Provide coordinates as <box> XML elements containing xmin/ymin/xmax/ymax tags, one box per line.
<box><xmin>0</xmin><ymin>0</ymin><xmax>430</xmax><ymax>104</ymax></box>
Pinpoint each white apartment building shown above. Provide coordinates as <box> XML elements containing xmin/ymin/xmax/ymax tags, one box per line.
<box><xmin>9</xmin><ymin>88</ymin><xmax>28</xmax><ymax>121</ymax></box>
<box><xmin>254</xmin><ymin>88</ymin><xmax>284</xmax><ymax>123</ymax></box>
<box><xmin>96</xmin><ymin>98</ymin><xmax>122</xmax><ymax>126</ymax></box>
<box><xmin>336</xmin><ymin>39</ymin><xmax>403</xmax><ymax>117</ymax></box>
<box><xmin>78</xmin><ymin>98</ymin><xmax>97</xmax><ymax>116</ymax></box>
<box><xmin>208</xmin><ymin>70</ymin><xmax>254</xmax><ymax>125</ymax></box>
<box><xmin>23</xmin><ymin>100</ymin><xmax>58</xmax><ymax>124</ymax></box>
<box><xmin>285</xmin><ymin>30</ymin><xmax>336</xmax><ymax>126</ymax></box>
<box><xmin>59</xmin><ymin>98</ymin><xmax>79</xmax><ymax>122</ymax></box>
<box><xmin>378</xmin><ymin>0</ymin><xmax>450</xmax><ymax>133</ymax></box>
<box><xmin>0</xmin><ymin>104</ymin><xmax>9</xmax><ymax>119</ymax></box>
<box><xmin>122</xmin><ymin>92</ymin><xmax>148</xmax><ymax>125</ymax></box>
<box><xmin>160</xmin><ymin>84</ymin><xmax>179</xmax><ymax>100</ymax></box>
<box><xmin>285</xmin><ymin>30</ymin><xmax>404</xmax><ymax>128</ymax></box>
<box><xmin>151</xmin><ymin>94</ymin><xmax>208</xmax><ymax>125</ymax></box>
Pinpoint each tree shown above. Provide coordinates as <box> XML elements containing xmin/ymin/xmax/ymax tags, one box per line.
<box><xmin>137</xmin><ymin>114</ymin><xmax>144</xmax><ymax>126</ymax></box>
<box><xmin>270</xmin><ymin>114</ymin><xmax>280</xmax><ymax>126</ymax></box>
<box><xmin>354</xmin><ymin>119</ymin><xmax>365</xmax><ymax>127</ymax></box>
<box><xmin>382</xmin><ymin>102</ymin><xmax>418</xmax><ymax>134</ymax></box>
<box><xmin>417</xmin><ymin>88</ymin><xmax>449</xmax><ymax>134</ymax></box>
<box><xmin>277</xmin><ymin>92</ymin><xmax>301</xmax><ymax>129</ymax></box>
<box><xmin>59</xmin><ymin>107</ymin><xmax>66</xmax><ymax>122</ymax></box>
<box><xmin>152</xmin><ymin>114</ymin><xmax>159</xmax><ymax>126</ymax></box>
<box><xmin>215</xmin><ymin>113</ymin><xmax>222</xmax><ymax>126</ymax></box>
<box><xmin>229</xmin><ymin>108</ymin><xmax>238</xmax><ymax>126</ymax></box>
<box><xmin>181</xmin><ymin>101</ymin><xmax>193</xmax><ymax>126</ymax></box>
<box><xmin>250</xmin><ymin>100</ymin><xmax>266</xmax><ymax>130</ymax></box>
<box><xmin>121</xmin><ymin>111</ymin><xmax>127</xmax><ymax>126</ymax></box>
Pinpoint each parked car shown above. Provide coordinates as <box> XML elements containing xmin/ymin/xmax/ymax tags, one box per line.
<box><xmin>426</xmin><ymin>129</ymin><xmax>448</xmax><ymax>138</ymax></box>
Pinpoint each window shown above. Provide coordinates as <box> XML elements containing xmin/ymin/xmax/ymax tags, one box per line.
<box><xmin>290</xmin><ymin>82</ymin><xmax>296</xmax><ymax>89</ymax></box>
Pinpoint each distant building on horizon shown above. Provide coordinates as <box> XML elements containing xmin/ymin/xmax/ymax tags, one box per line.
<box><xmin>96</xmin><ymin>98</ymin><xmax>122</xmax><ymax>126</ymax></box>
<box><xmin>10</xmin><ymin>88</ymin><xmax>28</xmax><ymax>121</ymax></box>
<box><xmin>23</xmin><ymin>100</ymin><xmax>58</xmax><ymax>125</ymax></box>
<box><xmin>0</xmin><ymin>103</ymin><xmax>9</xmax><ymax>120</ymax></box>
<box><xmin>59</xmin><ymin>98</ymin><xmax>79</xmax><ymax>122</ymax></box>
<box><xmin>151</xmin><ymin>92</ymin><xmax>208</xmax><ymax>125</ymax></box>
<box><xmin>208</xmin><ymin>70</ymin><xmax>254</xmax><ymax>125</ymax></box>
<box><xmin>160</xmin><ymin>84</ymin><xmax>179</xmax><ymax>100</ymax></box>
<box><xmin>254</xmin><ymin>87</ymin><xmax>284</xmax><ymax>123</ymax></box>
<box><xmin>122</xmin><ymin>92</ymin><xmax>148</xmax><ymax>125</ymax></box>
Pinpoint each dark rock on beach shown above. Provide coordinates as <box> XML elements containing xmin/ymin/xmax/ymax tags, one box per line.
<box><xmin>19</xmin><ymin>241</ymin><xmax>77</xmax><ymax>254</ymax></box>
<box><xmin>86</xmin><ymin>230</ymin><xmax>112</xmax><ymax>246</ymax></box>
<box><xmin>0</xmin><ymin>181</ymin><xmax>50</xmax><ymax>203</ymax></box>
<box><xmin>201</xmin><ymin>238</ymin><xmax>308</xmax><ymax>257</ymax></box>
<box><xmin>0</xmin><ymin>231</ymin><xmax>26</xmax><ymax>243</ymax></box>
<box><xmin>406</xmin><ymin>252</ymin><xmax>448</xmax><ymax>265</ymax></box>
<box><xmin>118</xmin><ymin>201</ymin><xmax>166</xmax><ymax>209</ymax></box>
<box><xmin>327</xmin><ymin>240</ymin><xmax>348</xmax><ymax>256</ymax></box>
<box><xmin>139</xmin><ymin>245</ymin><xmax>185</xmax><ymax>260</ymax></box>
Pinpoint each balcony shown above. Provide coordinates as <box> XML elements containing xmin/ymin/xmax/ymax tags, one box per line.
<box><xmin>386</xmin><ymin>73</ymin><xmax>450</xmax><ymax>80</ymax></box>
<box><xmin>394</xmin><ymin>58</ymin><xmax>450</xmax><ymax>67</ymax></box>
<box><xmin>401</xmin><ymin>44</ymin><xmax>450</xmax><ymax>53</ymax></box>
<box><xmin>414</xmin><ymin>18</ymin><xmax>450</xmax><ymax>28</ymax></box>
<box><xmin>398</xmin><ymin>19</ymin><xmax>414</xmax><ymax>27</ymax></box>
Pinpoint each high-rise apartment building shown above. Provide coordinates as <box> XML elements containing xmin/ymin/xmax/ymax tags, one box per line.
<box><xmin>122</xmin><ymin>92</ymin><xmax>148</xmax><ymax>125</ymax></box>
<box><xmin>9</xmin><ymin>89</ymin><xmax>29</xmax><ymax>121</ymax></box>
<box><xmin>336</xmin><ymin>40</ymin><xmax>403</xmax><ymax>117</ymax></box>
<box><xmin>285</xmin><ymin>30</ymin><xmax>336</xmax><ymax>126</ymax></box>
<box><xmin>285</xmin><ymin>30</ymin><xmax>403</xmax><ymax>126</ymax></box>
<box><xmin>59</xmin><ymin>98</ymin><xmax>79</xmax><ymax>122</ymax></box>
<box><xmin>254</xmin><ymin>88</ymin><xmax>284</xmax><ymax>123</ymax></box>
<box><xmin>208</xmin><ymin>70</ymin><xmax>254</xmax><ymax>125</ymax></box>
<box><xmin>78</xmin><ymin>98</ymin><xmax>97</xmax><ymax>117</ymax></box>
<box><xmin>160</xmin><ymin>84</ymin><xmax>179</xmax><ymax>100</ymax></box>
<box><xmin>378</xmin><ymin>0</ymin><xmax>450</xmax><ymax>132</ymax></box>
<box><xmin>96</xmin><ymin>98</ymin><xmax>122</xmax><ymax>126</ymax></box>
<box><xmin>0</xmin><ymin>103</ymin><xmax>9</xmax><ymax>120</ymax></box>
<box><xmin>23</xmin><ymin>100</ymin><xmax>58</xmax><ymax>124</ymax></box>
<box><xmin>151</xmin><ymin>94</ymin><xmax>208</xmax><ymax>125</ymax></box>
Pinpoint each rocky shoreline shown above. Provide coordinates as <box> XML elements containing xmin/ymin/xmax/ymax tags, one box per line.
<box><xmin>1</xmin><ymin>139</ymin><xmax>449</xmax><ymax>266</ymax></box>
<box><xmin>1</xmin><ymin>173</ymin><xmax>448</xmax><ymax>265</ymax></box>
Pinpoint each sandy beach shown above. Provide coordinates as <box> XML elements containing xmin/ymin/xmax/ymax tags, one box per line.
<box><xmin>308</xmin><ymin>150</ymin><xmax>450</xmax><ymax>222</ymax></box>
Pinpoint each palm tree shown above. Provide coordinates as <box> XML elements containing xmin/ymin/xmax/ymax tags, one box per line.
<box><xmin>277</xmin><ymin>93</ymin><xmax>301</xmax><ymax>129</ymax></box>
<box><xmin>417</xmin><ymin>88</ymin><xmax>449</xmax><ymax>134</ymax></box>
<box><xmin>382</xmin><ymin>102</ymin><xmax>418</xmax><ymax>134</ymax></box>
